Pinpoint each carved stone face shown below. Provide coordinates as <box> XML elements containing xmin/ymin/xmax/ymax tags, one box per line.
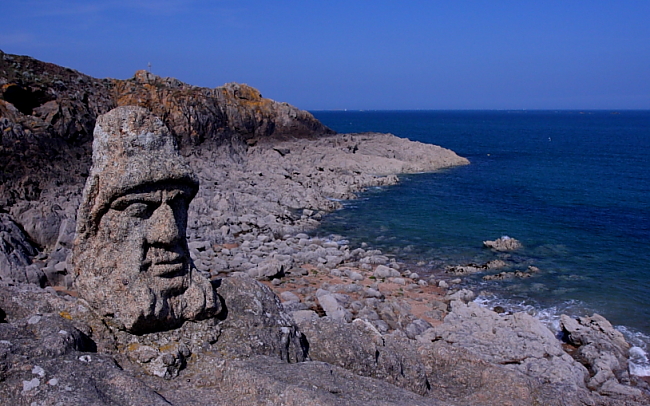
<box><xmin>73</xmin><ymin>106</ymin><xmax>219</xmax><ymax>334</ymax></box>
<box><xmin>99</xmin><ymin>183</ymin><xmax>194</xmax><ymax>298</ymax></box>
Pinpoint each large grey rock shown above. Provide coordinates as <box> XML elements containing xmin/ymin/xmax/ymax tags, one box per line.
<box><xmin>0</xmin><ymin>282</ymin><xmax>172</xmax><ymax>405</ymax></box>
<box><xmin>425</xmin><ymin>300</ymin><xmax>589</xmax><ymax>389</ymax></box>
<box><xmin>295</xmin><ymin>315</ymin><xmax>621</xmax><ymax>405</ymax></box>
<box><xmin>151</xmin><ymin>354</ymin><xmax>444</xmax><ymax>406</ymax></box>
<box><xmin>317</xmin><ymin>293</ymin><xmax>352</xmax><ymax>322</ymax></box>
<box><xmin>72</xmin><ymin>106</ymin><xmax>220</xmax><ymax>334</ymax></box>
<box><xmin>297</xmin><ymin>317</ymin><xmax>432</xmax><ymax>396</ymax></box>
<box><xmin>212</xmin><ymin>276</ymin><xmax>308</xmax><ymax>363</ymax></box>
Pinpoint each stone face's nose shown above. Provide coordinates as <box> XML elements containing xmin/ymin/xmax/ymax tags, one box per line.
<box><xmin>146</xmin><ymin>203</ymin><xmax>181</xmax><ymax>245</ymax></box>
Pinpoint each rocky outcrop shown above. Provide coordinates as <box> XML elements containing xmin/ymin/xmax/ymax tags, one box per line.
<box><xmin>561</xmin><ymin>314</ymin><xmax>642</xmax><ymax>397</ymax></box>
<box><xmin>210</xmin><ymin>276</ymin><xmax>308</xmax><ymax>363</ymax></box>
<box><xmin>0</xmin><ymin>213</ymin><xmax>44</xmax><ymax>286</ymax></box>
<box><xmin>5</xmin><ymin>278</ymin><xmax>646</xmax><ymax>406</ymax></box>
<box><xmin>2</xmin><ymin>52</ymin><xmax>647</xmax><ymax>405</ymax></box>
<box><xmin>1</xmin><ymin>53</ymin><xmax>469</xmax><ymax>290</ymax></box>
<box><xmin>183</xmin><ymin>132</ymin><xmax>469</xmax><ymax>248</ymax></box>
<box><xmin>482</xmin><ymin>265</ymin><xmax>541</xmax><ymax>280</ymax></box>
<box><xmin>0</xmin><ymin>51</ymin><xmax>114</xmax><ymax>249</ymax></box>
<box><xmin>422</xmin><ymin>300</ymin><xmax>590</xmax><ymax>390</ymax></box>
<box><xmin>295</xmin><ymin>311</ymin><xmax>640</xmax><ymax>406</ymax></box>
<box><xmin>114</xmin><ymin>71</ymin><xmax>334</xmax><ymax>149</ymax></box>
<box><xmin>2</xmin><ymin>273</ymin><xmax>477</xmax><ymax>406</ymax></box>
<box><xmin>445</xmin><ymin>259</ymin><xmax>508</xmax><ymax>275</ymax></box>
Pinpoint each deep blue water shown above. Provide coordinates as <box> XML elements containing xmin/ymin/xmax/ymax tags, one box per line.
<box><xmin>310</xmin><ymin>111</ymin><xmax>650</xmax><ymax>341</ymax></box>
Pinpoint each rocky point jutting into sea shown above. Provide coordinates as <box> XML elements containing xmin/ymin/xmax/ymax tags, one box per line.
<box><xmin>0</xmin><ymin>50</ymin><xmax>648</xmax><ymax>405</ymax></box>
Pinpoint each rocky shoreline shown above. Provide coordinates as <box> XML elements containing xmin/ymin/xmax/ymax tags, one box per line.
<box><xmin>1</xmin><ymin>51</ymin><xmax>649</xmax><ymax>405</ymax></box>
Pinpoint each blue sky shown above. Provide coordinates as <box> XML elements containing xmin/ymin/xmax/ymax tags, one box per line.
<box><xmin>1</xmin><ymin>1</ymin><xmax>649</xmax><ymax>110</ymax></box>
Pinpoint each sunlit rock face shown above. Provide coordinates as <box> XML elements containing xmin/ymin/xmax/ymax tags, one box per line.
<box><xmin>73</xmin><ymin>106</ymin><xmax>220</xmax><ymax>334</ymax></box>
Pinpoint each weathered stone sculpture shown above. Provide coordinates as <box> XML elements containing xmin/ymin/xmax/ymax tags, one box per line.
<box><xmin>73</xmin><ymin>106</ymin><xmax>220</xmax><ymax>334</ymax></box>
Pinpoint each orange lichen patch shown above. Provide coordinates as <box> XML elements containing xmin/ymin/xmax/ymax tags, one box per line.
<box><xmin>159</xmin><ymin>343</ymin><xmax>178</xmax><ymax>352</ymax></box>
<box><xmin>52</xmin><ymin>286</ymin><xmax>79</xmax><ymax>297</ymax></box>
<box><xmin>127</xmin><ymin>342</ymin><xmax>141</xmax><ymax>352</ymax></box>
<box><xmin>59</xmin><ymin>311</ymin><xmax>73</xmax><ymax>320</ymax></box>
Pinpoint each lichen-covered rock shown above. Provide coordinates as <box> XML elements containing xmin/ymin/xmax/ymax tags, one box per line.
<box><xmin>0</xmin><ymin>282</ymin><xmax>173</xmax><ymax>405</ymax></box>
<box><xmin>154</xmin><ymin>354</ymin><xmax>444</xmax><ymax>406</ymax></box>
<box><xmin>114</xmin><ymin>72</ymin><xmax>335</xmax><ymax>148</ymax></box>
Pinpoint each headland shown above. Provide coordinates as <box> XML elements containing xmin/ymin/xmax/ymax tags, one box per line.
<box><xmin>0</xmin><ymin>50</ymin><xmax>648</xmax><ymax>405</ymax></box>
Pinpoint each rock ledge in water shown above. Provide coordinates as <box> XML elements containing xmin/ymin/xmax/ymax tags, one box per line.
<box><xmin>483</xmin><ymin>236</ymin><xmax>523</xmax><ymax>251</ymax></box>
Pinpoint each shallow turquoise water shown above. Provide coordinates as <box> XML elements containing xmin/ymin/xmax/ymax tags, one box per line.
<box><xmin>311</xmin><ymin>111</ymin><xmax>650</xmax><ymax>337</ymax></box>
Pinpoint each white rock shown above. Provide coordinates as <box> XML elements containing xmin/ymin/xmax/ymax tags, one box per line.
<box><xmin>330</xmin><ymin>269</ymin><xmax>342</xmax><ymax>277</ymax></box>
<box><xmin>445</xmin><ymin>289</ymin><xmax>475</xmax><ymax>303</ymax></box>
<box><xmin>22</xmin><ymin>378</ymin><xmax>40</xmax><ymax>392</ymax></box>
<box><xmin>280</xmin><ymin>291</ymin><xmax>300</xmax><ymax>302</ymax></box>
<box><xmin>318</xmin><ymin>294</ymin><xmax>350</xmax><ymax>322</ymax></box>
<box><xmin>374</xmin><ymin>265</ymin><xmax>392</xmax><ymax>278</ymax></box>
<box><xmin>392</xmin><ymin>277</ymin><xmax>406</xmax><ymax>285</ymax></box>
<box><xmin>291</xmin><ymin>310</ymin><xmax>318</xmax><ymax>324</ymax></box>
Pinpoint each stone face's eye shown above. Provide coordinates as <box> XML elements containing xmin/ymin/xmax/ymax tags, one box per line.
<box><xmin>123</xmin><ymin>202</ymin><xmax>156</xmax><ymax>219</ymax></box>
<box><xmin>110</xmin><ymin>194</ymin><xmax>160</xmax><ymax>219</ymax></box>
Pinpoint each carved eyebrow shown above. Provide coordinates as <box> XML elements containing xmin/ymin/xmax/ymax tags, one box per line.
<box><xmin>110</xmin><ymin>192</ymin><xmax>161</xmax><ymax>209</ymax></box>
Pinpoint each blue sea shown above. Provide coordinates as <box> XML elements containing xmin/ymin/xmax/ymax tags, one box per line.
<box><xmin>311</xmin><ymin>110</ymin><xmax>650</xmax><ymax>374</ymax></box>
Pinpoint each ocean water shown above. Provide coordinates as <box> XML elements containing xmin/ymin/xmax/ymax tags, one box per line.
<box><xmin>311</xmin><ymin>110</ymin><xmax>650</xmax><ymax>373</ymax></box>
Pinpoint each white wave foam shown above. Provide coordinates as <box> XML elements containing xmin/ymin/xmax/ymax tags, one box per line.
<box><xmin>629</xmin><ymin>347</ymin><xmax>650</xmax><ymax>377</ymax></box>
<box><xmin>616</xmin><ymin>326</ymin><xmax>650</xmax><ymax>377</ymax></box>
<box><xmin>473</xmin><ymin>293</ymin><xmax>580</xmax><ymax>332</ymax></box>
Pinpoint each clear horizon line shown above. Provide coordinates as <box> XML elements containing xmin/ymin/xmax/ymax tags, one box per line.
<box><xmin>308</xmin><ymin>108</ymin><xmax>650</xmax><ymax>112</ymax></box>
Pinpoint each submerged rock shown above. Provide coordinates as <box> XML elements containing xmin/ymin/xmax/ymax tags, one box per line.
<box><xmin>483</xmin><ymin>236</ymin><xmax>523</xmax><ymax>251</ymax></box>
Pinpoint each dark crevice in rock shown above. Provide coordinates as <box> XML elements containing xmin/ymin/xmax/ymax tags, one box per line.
<box><xmin>2</xmin><ymin>84</ymin><xmax>52</xmax><ymax>115</ymax></box>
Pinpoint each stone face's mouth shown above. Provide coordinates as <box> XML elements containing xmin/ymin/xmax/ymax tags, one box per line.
<box><xmin>150</xmin><ymin>260</ymin><xmax>185</xmax><ymax>278</ymax></box>
<box><xmin>142</xmin><ymin>249</ymin><xmax>187</xmax><ymax>278</ymax></box>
